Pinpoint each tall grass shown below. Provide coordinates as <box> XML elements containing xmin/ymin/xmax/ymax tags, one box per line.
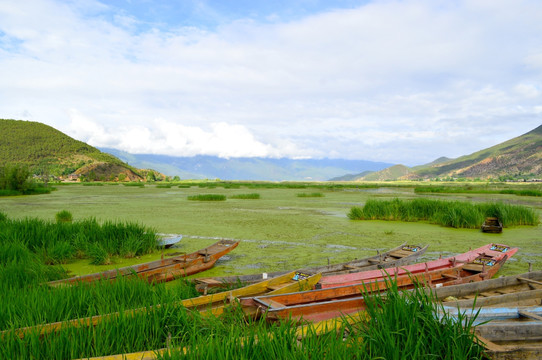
<box><xmin>229</xmin><ymin>193</ymin><xmax>260</xmax><ymax>199</ymax></box>
<box><xmin>0</xmin><ymin>275</ymin><xmax>198</xmax><ymax>331</ymax></box>
<box><xmin>55</xmin><ymin>210</ymin><xmax>72</xmax><ymax>223</ymax></box>
<box><xmin>415</xmin><ymin>185</ymin><xmax>542</xmax><ymax>197</ymax></box>
<box><xmin>187</xmin><ymin>194</ymin><xmax>226</xmax><ymax>201</ymax></box>
<box><xmin>353</xmin><ymin>279</ymin><xmax>484</xmax><ymax>359</ymax></box>
<box><xmin>0</xmin><ymin>277</ymin><xmax>485</xmax><ymax>359</ymax></box>
<box><xmin>0</xmin><ymin>215</ymin><xmax>158</xmax><ymax>267</ymax></box>
<box><xmin>296</xmin><ymin>192</ymin><xmax>324</xmax><ymax>197</ymax></box>
<box><xmin>349</xmin><ymin>198</ymin><xmax>538</xmax><ymax>228</ymax></box>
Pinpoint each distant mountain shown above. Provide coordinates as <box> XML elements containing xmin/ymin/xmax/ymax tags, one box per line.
<box><xmin>100</xmin><ymin>148</ymin><xmax>394</xmax><ymax>181</ymax></box>
<box><xmin>0</xmin><ymin>119</ymin><xmax>143</xmax><ymax>181</ymax></box>
<box><xmin>329</xmin><ymin>170</ymin><xmax>374</xmax><ymax>181</ymax></box>
<box><xmin>331</xmin><ymin>125</ymin><xmax>542</xmax><ymax>181</ymax></box>
<box><xmin>408</xmin><ymin>125</ymin><xmax>542</xmax><ymax>180</ymax></box>
<box><xmin>358</xmin><ymin>165</ymin><xmax>412</xmax><ymax>181</ymax></box>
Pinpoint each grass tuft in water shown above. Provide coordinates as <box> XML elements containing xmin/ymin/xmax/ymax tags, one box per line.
<box><xmin>229</xmin><ymin>193</ymin><xmax>260</xmax><ymax>199</ymax></box>
<box><xmin>349</xmin><ymin>198</ymin><xmax>538</xmax><ymax>228</ymax></box>
<box><xmin>187</xmin><ymin>194</ymin><xmax>226</xmax><ymax>201</ymax></box>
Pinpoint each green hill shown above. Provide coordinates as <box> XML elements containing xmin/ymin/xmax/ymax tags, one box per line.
<box><xmin>0</xmin><ymin>119</ymin><xmax>143</xmax><ymax>181</ymax></box>
<box><xmin>358</xmin><ymin>164</ymin><xmax>412</xmax><ymax>181</ymax></box>
<box><xmin>408</xmin><ymin>125</ymin><xmax>542</xmax><ymax>180</ymax></box>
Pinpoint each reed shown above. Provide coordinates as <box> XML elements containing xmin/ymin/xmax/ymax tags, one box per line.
<box><xmin>0</xmin><ymin>215</ymin><xmax>157</xmax><ymax>267</ymax></box>
<box><xmin>229</xmin><ymin>193</ymin><xmax>260</xmax><ymax>199</ymax></box>
<box><xmin>353</xmin><ymin>279</ymin><xmax>485</xmax><ymax>359</ymax></box>
<box><xmin>296</xmin><ymin>192</ymin><xmax>324</xmax><ymax>197</ymax></box>
<box><xmin>122</xmin><ymin>182</ymin><xmax>145</xmax><ymax>187</ymax></box>
<box><xmin>82</xmin><ymin>182</ymin><xmax>104</xmax><ymax>186</ymax></box>
<box><xmin>55</xmin><ymin>210</ymin><xmax>72</xmax><ymax>223</ymax></box>
<box><xmin>349</xmin><ymin>198</ymin><xmax>538</xmax><ymax>228</ymax></box>
<box><xmin>0</xmin><ymin>275</ymin><xmax>198</xmax><ymax>331</ymax></box>
<box><xmin>415</xmin><ymin>185</ymin><xmax>542</xmax><ymax>197</ymax></box>
<box><xmin>187</xmin><ymin>194</ymin><xmax>226</xmax><ymax>201</ymax></box>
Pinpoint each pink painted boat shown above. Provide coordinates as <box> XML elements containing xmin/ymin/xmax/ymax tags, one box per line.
<box><xmin>318</xmin><ymin>243</ymin><xmax>516</xmax><ymax>289</ymax></box>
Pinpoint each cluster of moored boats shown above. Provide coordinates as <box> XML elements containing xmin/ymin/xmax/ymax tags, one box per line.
<box><xmin>38</xmin><ymin>240</ymin><xmax>541</xmax><ymax>359</ymax></box>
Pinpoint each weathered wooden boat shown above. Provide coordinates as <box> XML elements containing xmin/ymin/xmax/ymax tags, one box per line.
<box><xmin>477</xmin><ymin>321</ymin><xmax>542</xmax><ymax>360</ymax></box>
<box><xmin>193</xmin><ymin>243</ymin><xmax>428</xmax><ymax>293</ymax></box>
<box><xmin>318</xmin><ymin>243</ymin><xmax>515</xmax><ymax>289</ymax></box>
<box><xmin>442</xmin><ymin>305</ymin><xmax>542</xmax><ymax>360</ymax></box>
<box><xmin>156</xmin><ymin>233</ymin><xmax>183</xmax><ymax>248</ymax></box>
<box><xmin>47</xmin><ymin>240</ymin><xmax>239</xmax><ymax>286</ymax></box>
<box><xmin>432</xmin><ymin>270</ymin><xmax>542</xmax><ymax>309</ymax></box>
<box><xmin>5</xmin><ymin>271</ymin><xmax>321</xmax><ymax>339</ymax></box>
<box><xmin>482</xmin><ymin>217</ymin><xmax>503</xmax><ymax>233</ymax></box>
<box><xmin>432</xmin><ymin>270</ymin><xmax>542</xmax><ymax>359</ymax></box>
<box><xmin>240</xmin><ymin>246</ymin><xmax>516</xmax><ymax>322</ymax></box>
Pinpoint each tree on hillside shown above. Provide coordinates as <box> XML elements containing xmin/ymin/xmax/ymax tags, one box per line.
<box><xmin>0</xmin><ymin>164</ymin><xmax>32</xmax><ymax>192</ymax></box>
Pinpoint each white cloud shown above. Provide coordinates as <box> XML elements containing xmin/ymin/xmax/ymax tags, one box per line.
<box><xmin>1</xmin><ymin>0</ymin><xmax>542</xmax><ymax>164</ymax></box>
<box><xmin>67</xmin><ymin>114</ymin><xmax>296</xmax><ymax>158</ymax></box>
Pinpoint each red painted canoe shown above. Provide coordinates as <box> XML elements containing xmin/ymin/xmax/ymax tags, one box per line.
<box><xmin>318</xmin><ymin>243</ymin><xmax>516</xmax><ymax>289</ymax></box>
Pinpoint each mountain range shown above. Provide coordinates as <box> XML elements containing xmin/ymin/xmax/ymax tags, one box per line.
<box><xmin>100</xmin><ymin>148</ymin><xmax>393</xmax><ymax>181</ymax></box>
<box><xmin>344</xmin><ymin>125</ymin><xmax>542</xmax><ymax>181</ymax></box>
<box><xmin>1</xmin><ymin>118</ymin><xmax>541</xmax><ymax>181</ymax></box>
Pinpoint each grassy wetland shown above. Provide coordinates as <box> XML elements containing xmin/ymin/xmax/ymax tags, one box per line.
<box><xmin>0</xmin><ymin>181</ymin><xmax>541</xmax><ymax>358</ymax></box>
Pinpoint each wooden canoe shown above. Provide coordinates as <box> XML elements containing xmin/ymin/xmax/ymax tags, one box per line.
<box><xmin>194</xmin><ymin>243</ymin><xmax>428</xmax><ymax>293</ymax></box>
<box><xmin>442</xmin><ymin>305</ymin><xmax>542</xmax><ymax>360</ymax></box>
<box><xmin>47</xmin><ymin>239</ymin><xmax>239</xmax><ymax>286</ymax></box>
<box><xmin>482</xmin><ymin>217</ymin><xmax>503</xmax><ymax>233</ymax></box>
<box><xmin>240</xmin><ymin>246</ymin><xmax>515</xmax><ymax>323</ymax></box>
<box><xmin>432</xmin><ymin>270</ymin><xmax>542</xmax><ymax>309</ymax></box>
<box><xmin>3</xmin><ymin>271</ymin><xmax>321</xmax><ymax>339</ymax></box>
<box><xmin>431</xmin><ymin>270</ymin><xmax>542</xmax><ymax>359</ymax></box>
<box><xmin>318</xmin><ymin>243</ymin><xmax>516</xmax><ymax>289</ymax></box>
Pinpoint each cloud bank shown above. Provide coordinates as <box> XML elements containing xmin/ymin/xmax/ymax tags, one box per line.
<box><xmin>1</xmin><ymin>0</ymin><xmax>541</xmax><ymax>165</ymax></box>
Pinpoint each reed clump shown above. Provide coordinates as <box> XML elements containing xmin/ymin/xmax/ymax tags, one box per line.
<box><xmin>0</xmin><ymin>214</ymin><xmax>158</xmax><ymax>267</ymax></box>
<box><xmin>353</xmin><ymin>279</ymin><xmax>485</xmax><ymax>359</ymax></box>
<box><xmin>55</xmin><ymin>210</ymin><xmax>72</xmax><ymax>223</ymax></box>
<box><xmin>415</xmin><ymin>185</ymin><xmax>542</xmax><ymax>197</ymax></box>
<box><xmin>296</xmin><ymin>192</ymin><xmax>324</xmax><ymax>197</ymax></box>
<box><xmin>187</xmin><ymin>194</ymin><xmax>226</xmax><ymax>201</ymax></box>
<box><xmin>229</xmin><ymin>193</ymin><xmax>260</xmax><ymax>199</ymax></box>
<box><xmin>349</xmin><ymin>198</ymin><xmax>538</xmax><ymax>228</ymax></box>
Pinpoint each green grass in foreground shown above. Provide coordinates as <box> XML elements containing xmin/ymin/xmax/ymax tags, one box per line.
<box><xmin>349</xmin><ymin>198</ymin><xmax>539</xmax><ymax>228</ymax></box>
<box><xmin>0</xmin><ymin>278</ymin><xmax>485</xmax><ymax>359</ymax></box>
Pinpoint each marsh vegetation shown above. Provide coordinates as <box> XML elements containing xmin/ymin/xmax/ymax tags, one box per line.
<box><xmin>0</xmin><ymin>181</ymin><xmax>539</xmax><ymax>358</ymax></box>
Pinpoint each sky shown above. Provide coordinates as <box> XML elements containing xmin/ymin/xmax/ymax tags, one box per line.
<box><xmin>1</xmin><ymin>0</ymin><xmax>541</xmax><ymax>166</ymax></box>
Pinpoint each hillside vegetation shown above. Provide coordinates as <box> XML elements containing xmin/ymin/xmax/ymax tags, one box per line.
<box><xmin>356</xmin><ymin>124</ymin><xmax>542</xmax><ymax>181</ymax></box>
<box><xmin>410</xmin><ymin>125</ymin><xmax>542</xmax><ymax>180</ymax></box>
<box><xmin>0</xmin><ymin>119</ymin><xmax>143</xmax><ymax>181</ymax></box>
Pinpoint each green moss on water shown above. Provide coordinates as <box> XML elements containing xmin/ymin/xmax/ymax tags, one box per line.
<box><xmin>1</xmin><ymin>183</ymin><xmax>540</xmax><ymax>279</ymax></box>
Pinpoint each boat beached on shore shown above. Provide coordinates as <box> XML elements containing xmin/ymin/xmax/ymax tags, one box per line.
<box><xmin>48</xmin><ymin>239</ymin><xmax>239</xmax><ymax>286</ymax></box>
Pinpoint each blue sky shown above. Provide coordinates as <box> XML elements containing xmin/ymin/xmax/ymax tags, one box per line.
<box><xmin>1</xmin><ymin>0</ymin><xmax>541</xmax><ymax>165</ymax></box>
